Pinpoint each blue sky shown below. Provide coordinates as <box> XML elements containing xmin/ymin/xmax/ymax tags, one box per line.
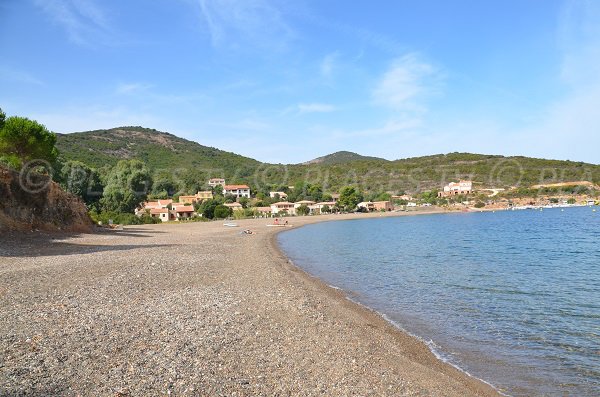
<box><xmin>1</xmin><ymin>0</ymin><xmax>599</xmax><ymax>164</ymax></box>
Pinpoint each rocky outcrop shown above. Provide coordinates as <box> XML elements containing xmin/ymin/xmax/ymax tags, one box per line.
<box><xmin>0</xmin><ymin>165</ymin><xmax>92</xmax><ymax>232</ymax></box>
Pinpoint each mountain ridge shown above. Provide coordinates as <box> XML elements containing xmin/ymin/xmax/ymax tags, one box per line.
<box><xmin>55</xmin><ymin>126</ymin><xmax>600</xmax><ymax>194</ymax></box>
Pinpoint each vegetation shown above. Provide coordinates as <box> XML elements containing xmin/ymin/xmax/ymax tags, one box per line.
<box><xmin>100</xmin><ymin>160</ymin><xmax>152</xmax><ymax>213</ymax></box>
<box><xmin>0</xmin><ymin>109</ymin><xmax>58</xmax><ymax>170</ymax></box>
<box><xmin>338</xmin><ymin>186</ymin><xmax>363</xmax><ymax>211</ymax></box>
<box><xmin>214</xmin><ymin>204</ymin><xmax>232</xmax><ymax>219</ymax></box>
<box><xmin>54</xmin><ymin>127</ymin><xmax>600</xmax><ymax>198</ymax></box>
<box><xmin>296</xmin><ymin>204</ymin><xmax>310</xmax><ymax>216</ymax></box>
<box><xmin>59</xmin><ymin>161</ymin><xmax>104</xmax><ymax>210</ymax></box>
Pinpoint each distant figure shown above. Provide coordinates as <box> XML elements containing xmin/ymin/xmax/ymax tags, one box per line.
<box><xmin>285</xmin><ymin>220</ymin><xmax>288</xmax><ymax>226</ymax></box>
<box><xmin>274</xmin><ymin>218</ymin><xmax>279</xmax><ymax>225</ymax></box>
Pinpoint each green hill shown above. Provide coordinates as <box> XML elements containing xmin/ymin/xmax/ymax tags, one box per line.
<box><xmin>55</xmin><ymin>127</ymin><xmax>600</xmax><ymax>195</ymax></box>
<box><xmin>56</xmin><ymin>126</ymin><xmax>259</xmax><ymax>172</ymax></box>
<box><xmin>303</xmin><ymin>151</ymin><xmax>387</xmax><ymax>165</ymax></box>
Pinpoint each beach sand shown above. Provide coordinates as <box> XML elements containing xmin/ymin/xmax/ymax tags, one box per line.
<box><xmin>0</xmin><ymin>210</ymin><xmax>501</xmax><ymax>396</ymax></box>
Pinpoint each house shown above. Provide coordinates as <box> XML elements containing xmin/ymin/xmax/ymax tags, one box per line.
<box><xmin>172</xmin><ymin>204</ymin><xmax>195</xmax><ymax>220</ymax></box>
<box><xmin>438</xmin><ymin>180</ymin><xmax>473</xmax><ymax>197</ymax></box>
<box><xmin>310</xmin><ymin>201</ymin><xmax>336</xmax><ymax>214</ymax></box>
<box><xmin>196</xmin><ymin>191</ymin><xmax>213</xmax><ymax>200</ymax></box>
<box><xmin>392</xmin><ymin>194</ymin><xmax>413</xmax><ymax>201</ymax></box>
<box><xmin>135</xmin><ymin>199</ymin><xmax>172</xmax><ymax>216</ymax></box>
<box><xmin>178</xmin><ymin>191</ymin><xmax>213</xmax><ymax>204</ymax></box>
<box><xmin>271</xmin><ymin>201</ymin><xmax>296</xmax><ymax>215</ymax></box>
<box><xmin>269</xmin><ymin>191</ymin><xmax>288</xmax><ymax>200</ymax></box>
<box><xmin>357</xmin><ymin>201</ymin><xmax>393</xmax><ymax>212</ymax></box>
<box><xmin>223</xmin><ymin>202</ymin><xmax>244</xmax><ymax>211</ymax></box>
<box><xmin>330</xmin><ymin>194</ymin><xmax>340</xmax><ymax>203</ymax></box>
<box><xmin>208</xmin><ymin>178</ymin><xmax>226</xmax><ymax>187</ymax></box>
<box><xmin>149</xmin><ymin>208</ymin><xmax>171</xmax><ymax>222</ymax></box>
<box><xmin>223</xmin><ymin>185</ymin><xmax>251</xmax><ymax>198</ymax></box>
<box><xmin>254</xmin><ymin>206</ymin><xmax>273</xmax><ymax>216</ymax></box>
<box><xmin>294</xmin><ymin>200</ymin><xmax>315</xmax><ymax>209</ymax></box>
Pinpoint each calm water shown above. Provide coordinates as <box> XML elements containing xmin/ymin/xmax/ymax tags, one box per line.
<box><xmin>278</xmin><ymin>207</ymin><xmax>600</xmax><ymax>396</ymax></box>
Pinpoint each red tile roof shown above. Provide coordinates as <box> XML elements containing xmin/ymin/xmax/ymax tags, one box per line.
<box><xmin>224</xmin><ymin>185</ymin><xmax>250</xmax><ymax>190</ymax></box>
<box><xmin>174</xmin><ymin>205</ymin><xmax>194</xmax><ymax>212</ymax></box>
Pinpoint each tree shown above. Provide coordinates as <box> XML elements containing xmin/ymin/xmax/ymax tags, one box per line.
<box><xmin>296</xmin><ymin>204</ymin><xmax>310</xmax><ymax>216</ymax></box>
<box><xmin>307</xmin><ymin>184</ymin><xmax>323</xmax><ymax>202</ymax></box>
<box><xmin>214</xmin><ymin>204</ymin><xmax>232</xmax><ymax>219</ymax></box>
<box><xmin>60</xmin><ymin>161</ymin><xmax>104</xmax><ymax>209</ymax></box>
<box><xmin>151</xmin><ymin>177</ymin><xmax>178</xmax><ymax>199</ymax></box>
<box><xmin>338</xmin><ymin>186</ymin><xmax>363</xmax><ymax>211</ymax></box>
<box><xmin>100</xmin><ymin>160</ymin><xmax>152</xmax><ymax>213</ymax></box>
<box><xmin>321</xmin><ymin>204</ymin><xmax>331</xmax><ymax>213</ymax></box>
<box><xmin>212</xmin><ymin>184</ymin><xmax>224</xmax><ymax>197</ymax></box>
<box><xmin>0</xmin><ymin>114</ymin><xmax>58</xmax><ymax>170</ymax></box>
<box><xmin>238</xmin><ymin>196</ymin><xmax>249</xmax><ymax>208</ymax></box>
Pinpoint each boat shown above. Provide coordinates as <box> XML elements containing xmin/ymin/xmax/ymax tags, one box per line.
<box><xmin>223</xmin><ymin>223</ymin><xmax>238</xmax><ymax>227</ymax></box>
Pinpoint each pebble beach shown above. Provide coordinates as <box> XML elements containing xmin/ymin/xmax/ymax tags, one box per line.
<box><xmin>0</xmin><ymin>211</ymin><xmax>501</xmax><ymax>396</ymax></box>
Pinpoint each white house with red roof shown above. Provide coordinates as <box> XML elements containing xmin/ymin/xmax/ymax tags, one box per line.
<box><xmin>223</xmin><ymin>184</ymin><xmax>251</xmax><ymax>198</ymax></box>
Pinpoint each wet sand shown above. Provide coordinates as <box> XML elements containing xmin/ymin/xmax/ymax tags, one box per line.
<box><xmin>0</xmin><ymin>210</ymin><xmax>502</xmax><ymax>396</ymax></box>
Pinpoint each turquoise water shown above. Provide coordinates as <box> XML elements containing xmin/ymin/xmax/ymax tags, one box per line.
<box><xmin>278</xmin><ymin>207</ymin><xmax>600</xmax><ymax>396</ymax></box>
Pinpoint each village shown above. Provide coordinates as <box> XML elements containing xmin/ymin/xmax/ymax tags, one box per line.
<box><xmin>134</xmin><ymin>178</ymin><xmax>599</xmax><ymax>222</ymax></box>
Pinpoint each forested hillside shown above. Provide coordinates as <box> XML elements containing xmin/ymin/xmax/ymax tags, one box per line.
<box><xmin>56</xmin><ymin>126</ymin><xmax>600</xmax><ymax>195</ymax></box>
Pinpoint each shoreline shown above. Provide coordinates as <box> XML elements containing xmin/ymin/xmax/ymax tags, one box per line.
<box><xmin>0</xmin><ymin>209</ymin><xmax>503</xmax><ymax>396</ymax></box>
<box><xmin>267</xmin><ymin>210</ymin><xmax>506</xmax><ymax>396</ymax></box>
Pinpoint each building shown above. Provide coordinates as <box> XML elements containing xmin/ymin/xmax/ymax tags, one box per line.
<box><xmin>294</xmin><ymin>200</ymin><xmax>315</xmax><ymax>208</ymax></box>
<box><xmin>310</xmin><ymin>201</ymin><xmax>336</xmax><ymax>214</ymax></box>
<box><xmin>223</xmin><ymin>202</ymin><xmax>244</xmax><ymax>211</ymax></box>
<box><xmin>391</xmin><ymin>194</ymin><xmax>413</xmax><ymax>201</ymax></box>
<box><xmin>208</xmin><ymin>178</ymin><xmax>226</xmax><ymax>187</ymax></box>
<box><xmin>254</xmin><ymin>206</ymin><xmax>273</xmax><ymax>216</ymax></box>
<box><xmin>135</xmin><ymin>199</ymin><xmax>173</xmax><ymax>216</ymax></box>
<box><xmin>172</xmin><ymin>204</ymin><xmax>195</xmax><ymax>220</ymax></box>
<box><xmin>271</xmin><ymin>201</ymin><xmax>296</xmax><ymax>215</ymax></box>
<box><xmin>330</xmin><ymin>193</ymin><xmax>340</xmax><ymax>203</ymax></box>
<box><xmin>223</xmin><ymin>185</ymin><xmax>251</xmax><ymax>198</ymax></box>
<box><xmin>178</xmin><ymin>191</ymin><xmax>213</xmax><ymax>204</ymax></box>
<box><xmin>357</xmin><ymin>201</ymin><xmax>393</xmax><ymax>212</ymax></box>
<box><xmin>149</xmin><ymin>208</ymin><xmax>170</xmax><ymax>222</ymax></box>
<box><xmin>269</xmin><ymin>191</ymin><xmax>288</xmax><ymax>200</ymax></box>
<box><xmin>438</xmin><ymin>180</ymin><xmax>473</xmax><ymax>197</ymax></box>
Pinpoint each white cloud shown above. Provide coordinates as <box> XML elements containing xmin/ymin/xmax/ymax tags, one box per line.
<box><xmin>33</xmin><ymin>0</ymin><xmax>113</xmax><ymax>45</ymax></box>
<box><xmin>194</xmin><ymin>0</ymin><xmax>294</xmax><ymax>50</ymax></box>
<box><xmin>372</xmin><ymin>54</ymin><xmax>441</xmax><ymax>113</ymax></box>
<box><xmin>297</xmin><ymin>103</ymin><xmax>337</xmax><ymax>114</ymax></box>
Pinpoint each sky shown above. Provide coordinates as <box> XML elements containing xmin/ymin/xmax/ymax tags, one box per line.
<box><xmin>1</xmin><ymin>0</ymin><xmax>599</xmax><ymax>164</ymax></box>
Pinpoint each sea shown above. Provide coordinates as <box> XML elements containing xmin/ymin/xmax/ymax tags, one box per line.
<box><xmin>278</xmin><ymin>206</ymin><xmax>600</xmax><ymax>396</ymax></box>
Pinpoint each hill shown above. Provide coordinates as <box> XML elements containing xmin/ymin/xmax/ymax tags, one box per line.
<box><xmin>303</xmin><ymin>151</ymin><xmax>387</xmax><ymax>165</ymax></box>
<box><xmin>55</xmin><ymin>127</ymin><xmax>600</xmax><ymax>195</ymax></box>
<box><xmin>56</xmin><ymin>126</ymin><xmax>259</xmax><ymax>172</ymax></box>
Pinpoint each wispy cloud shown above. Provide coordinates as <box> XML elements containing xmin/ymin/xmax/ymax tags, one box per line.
<box><xmin>33</xmin><ymin>0</ymin><xmax>113</xmax><ymax>45</ymax></box>
<box><xmin>320</xmin><ymin>52</ymin><xmax>339</xmax><ymax>78</ymax></box>
<box><xmin>193</xmin><ymin>0</ymin><xmax>294</xmax><ymax>50</ymax></box>
<box><xmin>297</xmin><ymin>103</ymin><xmax>337</xmax><ymax>114</ymax></box>
<box><xmin>372</xmin><ymin>54</ymin><xmax>441</xmax><ymax>114</ymax></box>
<box><xmin>115</xmin><ymin>82</ymin><xmax>153</xmax><ymax>95</ymax></box>
<box><xmin>0</xmin><ymin>67</ymin><xmax>44</xmax><ymax>86</ymax></box>
<box><xmin>281</xmin><ymin>102</ymin><xmax>337</xmax><ymax>115</ymax></box>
